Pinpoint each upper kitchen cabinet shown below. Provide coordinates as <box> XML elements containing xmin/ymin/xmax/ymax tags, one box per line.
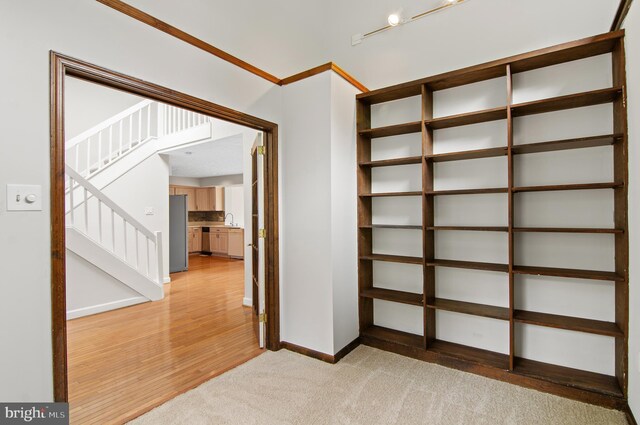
<box><xmin>195</xmin><ymin>188</ymin><xmax>214</xmax><ymax>211</ymax></box>
<box><xmin>170</xmin><ymin>186</ymin><xmax>225</xmax><ymax>212</ymax></box>
<box><xmin>174</xmin><ymin>186</ymin><xmax>196</xmax><ymax>211</ymax></box>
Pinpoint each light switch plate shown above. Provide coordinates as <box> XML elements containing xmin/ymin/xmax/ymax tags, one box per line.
<box><xmin>6</xmin><ymin>184</ymin><xmax>42</xmax><ymax>211</ymax></box>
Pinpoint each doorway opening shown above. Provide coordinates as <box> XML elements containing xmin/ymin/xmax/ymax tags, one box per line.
<box><xmin>50</xmin><ymin>52</ymin><xmax>280</xmax><ymax>420</ymax></box>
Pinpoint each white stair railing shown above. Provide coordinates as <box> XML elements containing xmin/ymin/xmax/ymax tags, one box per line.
<box><xmin>65</xmin><ymin>101</ymin><xmax>213</xmax><ymax>181</ymax></box>
<box><xmin>66</xmin><ymin>100</ymin><xmax>155</xmax><ymax>179</ymax></box>
<box><xmin>65</xmin><ymin>165</ymin><xmax>163</xmax><ymax>285</ymax></box>
<box><xmin>162</xmin><ymin>103</ymin><xmax>212</xmax><ymax>136</ymax></box>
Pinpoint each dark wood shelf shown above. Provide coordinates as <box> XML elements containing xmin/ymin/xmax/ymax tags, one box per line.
<box><xmin>359</xmin><ymin>121</ymin><xmax>422</xmax><ymax>138</ymax></box>
<box><xmin>429</xmin><ymin>339</ymin><xmax>510</xmax><ymax>370</ymax></box>
<box><xmin>359</xmin><ymin>156</ymin><xmax>422</xmax><ymax>167</ymax></box>
<box><xmin>426</xmin><ymin>147</ymin><xmax>508</xmax><ymax>162</ymax></box>
<box><xmin>512</xmin><ymin>134</ymin><xmax>621</xmax><ymax>155</ymax></box>
<box><xmin>361</xmin><ymin>287</ymin><xmax>423</xmax><ymax>306</ymax></box>
<box><xmin>360</xmin><ymin>224</ymin><xmax>423</xmax><ymax>230</ymax></box>
<box><xmin>359</xmin><ymin>191</ymin><xmax>423</xmax><ymax>198</ymax></box>
<box><xmin>513</xmin><ymin>357</ymin><xmax>623</xmax><ymax>398</ymax></box>
<box><xmin>427</xmin><ymin>298</ymin><xmax>509</xmax><ymax>320</ymax></box>
<box><xmin>512</xmin><ymin>182</ymin><xmax>623</xmax><ymax>193</ymax></box>
<box><xmin>513</xmin><ymin>227</ymin><xmax>623</xmax><ymax>234</ymax></box>
<box><xmin>361</xmin><ymin>325</ymin><xmax>423</xmax><ymax>349</ymax></box>
<box><xmin>427</xmin><ymin>259</ymin><xmax>509</xmax><ymax>273</ymax></box>
<box><xmin>360</xmin><ymin>254</ymin><xmax>423</xmax><ymax>265</ymax></box>
<box><xmin>514</xmin><ymin>310</ymin><xmax>623</xmax><ymax>337</ymax></box>
<box><xmin>511</xmin><ymin>87</ymin><xmax>622</xmax><ymax>117</ymax></box>
<box><xmin>426</xmin><ymin>107</ymin><xmax>507</xmax><ymax>130</ymax></box>
<box><xmin>425</xmin><ymin>187</ymin><xmax>508</xmax><ymax>196</ymax></box>
<box><xmin>513</xmin><ymin>265</ymin><xmax>624</xmax><ymax>282</ymax></box>
<box><xmin>428</xmin><ymin>226</ymin><xmax>508</xmax><ymax>232</ymax></box>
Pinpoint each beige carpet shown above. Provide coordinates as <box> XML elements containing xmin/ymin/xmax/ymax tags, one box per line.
<box><xmin>129</xmin><ymin>345</ymin><xmax>626</xmax><ymax>425</ymax></box>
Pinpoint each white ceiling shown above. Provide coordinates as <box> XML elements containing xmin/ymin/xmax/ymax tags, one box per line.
<box><xmin>124</xmin><ymin>0</ymin><xmax>620</xmax><ymax>89</ymax></box>
<box><xmin>164</xmin><ymin>134</ymin><xmax>244</xmax><ymax>178</ymax></box>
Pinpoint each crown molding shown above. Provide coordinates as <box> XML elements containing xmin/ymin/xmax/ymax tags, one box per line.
<box><xmin>96</xmin><ymin>0</ymin><xmax>368</xmax><ymax>92</ymax></box>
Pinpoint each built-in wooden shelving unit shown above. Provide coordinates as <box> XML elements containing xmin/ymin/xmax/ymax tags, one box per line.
<box><xmin>356</xmin><ymin>30</ymin><xmax>628</xmax><ymax>410</ymax></box>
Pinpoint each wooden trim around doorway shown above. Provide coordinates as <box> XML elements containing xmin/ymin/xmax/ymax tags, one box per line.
<box><xmin>50</xmin><ymin>51</ymin><xmax>281</xmax><ymax>402</ymax></box>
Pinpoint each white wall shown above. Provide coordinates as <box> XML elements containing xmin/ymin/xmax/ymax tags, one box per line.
<box><xmin>328</xmin><ymin>0</ymin><xmax>619</xmax><ymax>90</ymax></box>
<box><xmin>0</xmin><ymin>0</ymin><xmax>280</xmax><ymax>402</ymax></box>
<box><xmin>623</xmin><ymin>5</ymin><xmax>640</xmax><ymax>417</ymax></box>
<box><xmin>169</xmin><ymin>176</ymin><xmax>201</xmax><ymax>187</ymax></box>
<box><xmin>101</xmin><ymin>155</ymin><xmax>171</xmax><ymax>280</ymax></box>
<box><xmin>281</xmin><ymin>73</ymin><xmax>334</xmax><ymax>354</ymax></box>
<box><xmin>330</xmin><ymin>73</ymin><xmax>359</xmax><ymax>352</ymax></box>
<box><xmin>66</xmin><ymin>251</ymin><xmax>146</xmax><ymax>319</ymax></box>
<box><xmin>281</xmin><ymin>71</ymin><xmax>359</xmax><ymax>355</ymax></box>
<box><xmin>65</xmin><ymin>77</ymin><xmax>144</xmax><ymax>140</ymax></box>
<box><xmin>224</xmin><ymin>186</ymin><xmax>244</xmax><ymax>228</ymax></box>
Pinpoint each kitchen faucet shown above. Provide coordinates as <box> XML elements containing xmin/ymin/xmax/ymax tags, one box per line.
<box><xmin>224</xmin><ymin>213</ymin><xmax>237</xmax><ymax>227</ymax></box>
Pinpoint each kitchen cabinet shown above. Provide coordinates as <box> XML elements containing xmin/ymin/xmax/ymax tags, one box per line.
<box><xmin>174</xmin><ymin>187</ymin><xmax>196</xmax><ymax>211</ymax></box>
<box><xmin>170</xmin><ymin>185</ymin><xmax>224</xmax><ymax>212</ymax></box>
<box><xmin>187</xmin><ymin>227</ymin><xmax>202</xmax><ymax>253</ymax></box>
<box><xmin>210</xmin><ymin>228</ymin><xmax>228</xmax><ymax>255</ymax></box>
<box><xmin>213</xmin><ymin>187</ymin><xmax>225</xmax><ymax>211</ymax></box>
<box><xmin>195</xmin><ymin>188</ymin><xmax>215</xmax><ymax>211</ymax></box>
<box><xmin>227</xmin><ymin>229</ymin><xmax>244</xmax><ymax>259</ymax></box>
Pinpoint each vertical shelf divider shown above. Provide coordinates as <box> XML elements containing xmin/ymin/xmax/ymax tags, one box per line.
<box><xmin>422</xmin><ymin>85</ymin><xmax>436</xmax><ymax>348</ymax></box>
<box><xmin>506</xmin><ymin>64</ymin><xmax>515</xmax><ymax>371</ymax></box>
<box><xmin>356</xmin><ymin>100</ymin><xmax>374</xmax><ymax>331</ymax></box>
<box><xmin>612</xmin><ymin>38</ymin><xmax>629</xmax><ymax>397</ymax></box>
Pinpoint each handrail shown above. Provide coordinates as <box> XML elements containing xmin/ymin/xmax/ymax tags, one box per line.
<box><xmin>66</xmin><ymin>165</ymin><xmax>156</xmax><ymax>241</ymax></box>
<box><xmin>66</xmin><ymin>100</ymin><xmax>154</xmax><ymax>149</ymax></box>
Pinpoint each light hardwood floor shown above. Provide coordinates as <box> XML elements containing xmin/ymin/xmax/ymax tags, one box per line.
<box><xmin>67</xmin><ymin>255</ymin><xmax>263</xmax><ymax>424</ymax></box>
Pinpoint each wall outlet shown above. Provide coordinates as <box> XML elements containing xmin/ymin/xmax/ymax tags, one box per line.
<box><xmin>144</xmin><ymin>207</ymin><xmax>154</xmax><ymax>215</ymax></box>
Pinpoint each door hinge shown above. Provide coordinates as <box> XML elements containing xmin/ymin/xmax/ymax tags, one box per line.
<box><xmin>259</xmin><ymin>312</ymin><xmax>267</xmax><ymax>323</ymax></box>
<box><xmin>257</xmin><ymin>146</ymin><xmax>266</xmax><ymax>155</ymax></box>
<box><xmin>258</xmin><ymin>228</ymin><xmax>266</xmax><ymax>238</ymax></box>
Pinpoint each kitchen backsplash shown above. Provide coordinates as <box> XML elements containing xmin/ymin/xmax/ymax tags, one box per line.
<box><xmin>189</xmin><ymin>211</ymin><xmax>224</xmax><ymax>222</ymax></box>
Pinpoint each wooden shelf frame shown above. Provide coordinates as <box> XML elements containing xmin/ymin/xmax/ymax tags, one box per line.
<box><xmin>356</xmin><ymin>30</ymin><xmax>629</xmax><ymax>408</ymax></box>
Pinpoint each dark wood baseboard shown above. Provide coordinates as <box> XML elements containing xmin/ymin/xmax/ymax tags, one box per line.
<box><xmin>625</xmin><ymin>405</ymin><xmax>638</xmax><ymax>425</ymax></box>
<box><xmin>333</xmin><ymin>337</ymin><xmax>361</xmax><ymax>363</ymax></box>
<box><xmin>281</xmin><ymin>337</ymin><xmax>361</xmax><ymax>364</ymax></box>
<box><xmin>360</xmin><ymin>336</ymin><xmax>627</xmax><ymax>411</ymax></box>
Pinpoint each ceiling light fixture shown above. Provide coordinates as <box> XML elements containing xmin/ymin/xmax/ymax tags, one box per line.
<box><xmin>387</xmin><ymin>13</ymin><xmax>401</xmax><ymax>26</ymax></box>
<box><xmin>351</xmin><ymin>0</ymin><xmax>468</xmax><ymax>46</ymax></box>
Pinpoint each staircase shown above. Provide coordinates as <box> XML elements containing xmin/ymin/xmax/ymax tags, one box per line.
<box><xmin>65</xmin><ymin>101</ymin><xmax>216</xmax><ymax>317</ymax></box>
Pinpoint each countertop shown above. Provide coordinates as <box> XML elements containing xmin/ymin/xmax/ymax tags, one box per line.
<box><xmin>188</xmin><ymin>222</ymin><xmax>243</xmax><ymax>229</ymax></box>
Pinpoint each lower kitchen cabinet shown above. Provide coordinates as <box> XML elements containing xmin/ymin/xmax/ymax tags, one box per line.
<box><xmin>227</xmin><ymin>229</ymin><xmax>244</xmax><ymax>259</ymax></box>
<box><xmin>210</xmin><ymin>229</ymin><xmax>229</xmax><ymax>255</ymax></box>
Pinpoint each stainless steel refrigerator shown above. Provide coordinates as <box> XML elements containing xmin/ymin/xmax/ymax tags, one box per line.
<box><xmin>169</xmin><ymin>195</ymin><xmax>188</xmax><ymax>272</ymax></box>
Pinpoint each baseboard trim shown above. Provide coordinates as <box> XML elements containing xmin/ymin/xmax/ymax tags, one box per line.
<box><xmin>242</xmin><ymin>297</ymin><xmax>252</xmax><ymax>307</ymax></box>
<box><xmin>163</xmin><ymin>277</ymin><xmax>171</xmax><ymax>284</ymax></box>
<box><xmin>281</xmin><ymin>337</ymin><xmax>361</xmax><ymax>364</ymax></box>
<box><xmin>333</xmin><ymin>337</ymin><xmax>361</xmax><ymax>363</ymax></box>
<box><xmin>625</xmin><ymin>404</ymin><xmax>638</xmax><ymax>425</ymax></box>
<box><xmin>281</xmin><ymin>341</ymin><xmax>334</xmax><ymax>363</ymax></box>
<box><xmin>66</xmin><ymin>297</ymin><xmax>147</xmax><ymax>320</ymax></box>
